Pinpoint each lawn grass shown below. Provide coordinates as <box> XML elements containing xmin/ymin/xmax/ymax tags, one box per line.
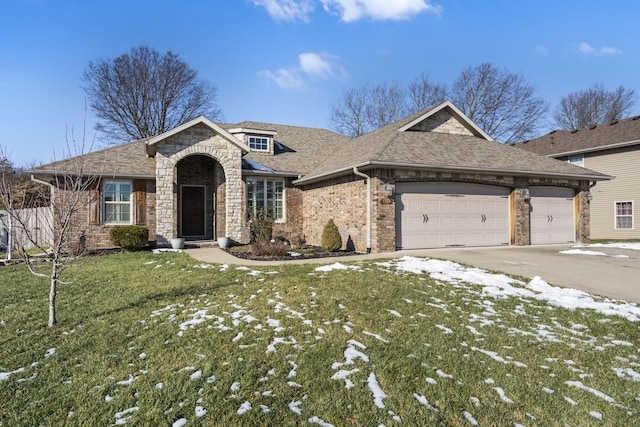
<box><xmin>1</xmin><ymin>251</ymin><xmax>639</xmax><ymax>426</ymax></box>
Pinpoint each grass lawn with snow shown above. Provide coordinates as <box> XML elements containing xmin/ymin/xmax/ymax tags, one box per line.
<box><xmin>1</xmin><ymin>251</ymin><xmax>639</xmax><ymax>426</ymax></box>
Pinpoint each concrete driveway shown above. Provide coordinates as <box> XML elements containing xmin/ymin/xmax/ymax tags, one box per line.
<box><xmin>401</xmin><ymin>244</ymin><xmax>640</xmax><ymax>304</ymax></box>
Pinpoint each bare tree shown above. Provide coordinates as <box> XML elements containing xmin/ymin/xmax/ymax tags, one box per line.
<box><xmin>449</xmin><ymin>63</ymin><xmax>548</xmax><ymax>143</ymax></box>
<box><xmin>365</xmin><ymin>81</ymin><xmax>409</xmax><ymax>130</ymax></box>
<box><xmin>0</xmin><ymin>127</ymin><xmax>101</xmax><ymax>327</ymax></box>
<box><xmin>83</xmin><ymin>45</ymin><xmax>222</xmax><ymax>142</ymax></box>
<box><xmin>329</xmin><ymin>84</ymin><xmax>371</xmax><ymax>137</ymax></box>
<box><xmin>330</xmin><ymin>81</ymin><xmax>411</xmax><ymax>137</ymax></box>
<box><xmin>407</xmin><ymin>72</ymin><xmax>447</xmax><ymax>111</ymax></box>
<box><xmin>552</xmin><ymin>83</ymin><xmax>636</xmax><ymax>130</ymax></box>
<box><xmin>329</xmin><ymin>65</ymin><xmax>545</xmax><ymax>142</ymax></box>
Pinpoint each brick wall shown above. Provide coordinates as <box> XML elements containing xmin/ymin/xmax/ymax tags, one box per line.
<box><xmin>57</xmin><ymin>178</ymin><xmax>156</xmax><ymax>250</ymax></box>
<box><xmin>301</xmin><ymin>175</ymin><xmax>367</xmax><ymax>252</ymax></box>
<box><xmin>272</xmin><ymin>181</ymin><xmax>303</xmax><ymax>242</ymax></box>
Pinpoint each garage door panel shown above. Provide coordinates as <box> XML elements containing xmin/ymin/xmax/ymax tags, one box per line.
<box><xmin>396</xmin><ymin>183</ymin><xmax>510</xmax><ymax>249</ymax></box>
<box><xmin>530</xmin><ymin>187</ymin><xmax>575</xmax><ymax>244</ymax></box>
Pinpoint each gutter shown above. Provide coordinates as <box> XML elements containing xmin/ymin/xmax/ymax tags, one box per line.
<box><xmin>294</xmin><ymin>160</ymin><xmax>611</xmax><ymax>186</ymax></box>
<box><xmin>541</xmin><ymin>138</ymin><xmax>640</xmax><ymax>158</ymax></box>
<box><xmin>352</xmin><ymin>167</ymin><xmax>372</xmax><ymax>254</ymax></box>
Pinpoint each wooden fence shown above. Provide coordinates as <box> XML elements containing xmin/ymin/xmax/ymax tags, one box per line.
<box><xmin>0</xmin><ymin>207</ymin><xmax>53</xmax><ymax>251</ymax></box>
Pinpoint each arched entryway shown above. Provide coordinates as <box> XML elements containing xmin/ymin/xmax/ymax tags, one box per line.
<box><xmin>176</xmin><ymin>155</ymin><xmax>226</xmax><ymax>241</ymax></box>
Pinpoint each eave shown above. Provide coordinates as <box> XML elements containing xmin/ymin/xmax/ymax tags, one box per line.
<box><xmin>293</xmin><ymin>160</ymin><xmax>612</xmax><ymax>186</ymax></box>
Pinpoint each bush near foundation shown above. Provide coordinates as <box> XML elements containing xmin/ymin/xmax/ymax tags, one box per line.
<box><xmin>110</xmin><ymin>226</ymin><xmax>149</xmax><ymax>251</ymax></box>
<box><xmin>321</xmin><ymin>219</ymin><xmax>342</xmax><ymax>252</ymax></box>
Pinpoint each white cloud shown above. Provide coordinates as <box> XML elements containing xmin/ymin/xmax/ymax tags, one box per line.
<box><xmin>252</xmin><ymin>0</ymin><xmax>315</xmax><ymax>22</ymax></box>
<box><xmin>535</xmin><ymin>45</ymin><xmax>548</xmax><ymax>55</ymax></box>
<box><xmin>260</xmin><ymin>52</ymin><xmax>348</xmax><ymax>89</ymax></box>
<box><xmin>321</xmin><ymin>0</ymin><xmax>442</xmax><ymax>22</ymax></box>
<box><xmin>259</xmin><ymin>69</ymin><xmax>307</xmax><ymax>90</ymax></box>
<box><xmin>578</xmin><ymin>42</ymin><xmax>622</xmax><ymax>56</ymax></box>
<box><xmin>299</xmin><ymin>52</ymin><xmax>347</xmax><ymax>79</ymax></box>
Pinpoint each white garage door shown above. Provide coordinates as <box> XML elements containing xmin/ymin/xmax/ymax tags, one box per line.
<box><xmin>530</xmin><ymin>187</ymin><xmax>575</xmax><ymax>244</ymax></box>
<box><xmin>395</xmin><ymin>183</ymin><xmax>510</xmax><ymax>249</ymax></box>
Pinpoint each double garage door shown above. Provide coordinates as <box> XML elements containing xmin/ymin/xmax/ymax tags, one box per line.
<box><xmin>395</xmin><ymin>183</ymin><xmax>575</xmax><ymax>249</ymax></box>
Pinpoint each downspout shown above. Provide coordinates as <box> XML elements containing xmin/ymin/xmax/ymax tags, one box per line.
<box><xmin>352</xmin><ymin>167</ymin><xmax>371</xmax><ymax>253</ymax></box>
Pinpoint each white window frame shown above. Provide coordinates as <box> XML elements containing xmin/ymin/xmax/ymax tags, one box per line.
<box><xmin>103</xmin><ymin>180</ymin><xmax>133</xmax><ymax>225</ymax></box>
<box><xmin>567</xmin><ymin>154</ymin><xmax>584</xmax><ymax>167</ymax></box>
<box><xmin>614</xmin><ymin>201</ymin><xmax>634</xmax><ymax>230</ymax></box>
<box><xmin>248</xmin><ymin>136</ymin><xmax>269</xmax><ymax>152</ymax></box>
<box><xmin>246</xmin><ymin>177</ymin><xmax>285</xmax><ymax>222</ymax></box>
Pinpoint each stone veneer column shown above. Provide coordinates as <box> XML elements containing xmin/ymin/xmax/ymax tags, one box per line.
<box><xmin>154</xmin><ymin>130</ymin><xmax>244</xmax><ymax>246</ymax></box>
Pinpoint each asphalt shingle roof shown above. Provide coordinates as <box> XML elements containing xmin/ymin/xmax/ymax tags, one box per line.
<box><xmin>299</xmin><ymin>108</ymin><xmax>609</xmax><ymax>182</ymax></box>
<box><xmin>220</xmin><ymin>121</ymin><xmax>350</xmax><ymax>175</ymax></box>
<box><xmin>28</xmin><ymin>138</ymin><xmax>155</xmax><ymax>178</ymax></box>
<box><xmin>514</xmin><ymin>116</ymin><xmax>640</xmax><ymax>156</ymax></box>
<box><xmin>29</xmin><ymin>106</ymin><xmax>609</xmax><ymax>183</ymax></box>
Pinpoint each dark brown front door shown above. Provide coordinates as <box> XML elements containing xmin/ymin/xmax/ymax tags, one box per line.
<box><xmin>182</xmin><ymin>186</ymin><xmax>205</xmax><ymax>237</ymax></box>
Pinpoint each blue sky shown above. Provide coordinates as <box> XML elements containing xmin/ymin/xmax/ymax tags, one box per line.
<box><xmin>2</xmin><ymin>0</ymin><xmax>639</xmax><ymax>167</ymax></box>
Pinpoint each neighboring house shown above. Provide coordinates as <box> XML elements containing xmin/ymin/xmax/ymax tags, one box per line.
<box><xmin>515</xmin><ymin>116</ymin><xmax>640</xmax><ymax>240</ymax></box>
<box><xmin>28</xmin><ymin>101</ymin><xmax>609</xmax><ymax>253</ymax></box>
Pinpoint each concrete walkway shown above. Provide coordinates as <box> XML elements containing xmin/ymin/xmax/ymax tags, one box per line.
<box><xmin>184</xmin><ymin>244</ymin><xmax>640</xmax><ymax>303</ymax></box>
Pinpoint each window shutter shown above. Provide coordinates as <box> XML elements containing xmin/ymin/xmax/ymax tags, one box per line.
<box><xmin>134</xmin><ymin>180</ymin><xmax>146</xmax><ymax>225</ymax></box>
<box><xmin>88</xmin><ymin>187</ymin><xmax>100</xmax><ymax>225</ymax></box>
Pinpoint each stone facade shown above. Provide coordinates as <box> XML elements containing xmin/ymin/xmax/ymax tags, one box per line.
<box><xmin>408</xmin><ymin>109</ymin><xmax>475</xmax><ymax>135</ymax></box>
<box><xmin>153</xmin><ymin>124</ymin><xmax>244</xmax><ymax>245</ymax></box>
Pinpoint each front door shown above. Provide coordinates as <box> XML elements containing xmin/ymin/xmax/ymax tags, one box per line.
<box><xmin>181</xmin><ymin>186</ymin><xmax>205</xmax><ymax>237</ymax></box>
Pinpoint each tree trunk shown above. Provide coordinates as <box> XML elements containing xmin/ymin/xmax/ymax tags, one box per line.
<box><xmin>48</xmin><ymin>262</ymin><xmax>58</xmax><ymax>327</ymax></box>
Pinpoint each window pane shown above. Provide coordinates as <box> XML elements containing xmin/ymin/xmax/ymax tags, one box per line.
<box><xmin>104</xmin><ymin>183</ymin><xmax>116</xmax><ymax>202</ymax></box>
<box><xmin>246</xmin><ymin>178</ymin><xmax>283</xmax><ymax>221</ymax></box>
<box><xmin>118</xmin><ymin>183</ymin><xmax>131</xmax><ymax>202</ymax></box>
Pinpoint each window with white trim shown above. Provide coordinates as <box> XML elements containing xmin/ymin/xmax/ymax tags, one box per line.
<box><xmin>567</xmin><ymin>154</ymin><xmax>584</xmax><ymax>167</ymax></box>
<box><xmin>247</xmin><ymin>177</ymin><xmax>284</xmax><ymax>221</ymax></box>
<box><xmin>615</xmin><ymin>201</ymin><xmax>633</xmax><ymax>229</ymax></box>
<box><xmin>249</xmin><ymin>136</ymin><xmax>269</xmax><ymax>151</ymax></box>
<box><xmin>103</xmin><ymin>180</ymin><xmax>132</xmax><ymax>224</ymax></box>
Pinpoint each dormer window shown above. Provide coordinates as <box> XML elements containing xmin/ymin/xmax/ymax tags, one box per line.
<box><xmin>229</xmin><ymin>127</ymin><xmax>277</xmax><ymax>154</ymax></box>
<box><xmin>249</xmin><ymin>136</ymin><xmax>269</xmax><ymax>151</ymax></box>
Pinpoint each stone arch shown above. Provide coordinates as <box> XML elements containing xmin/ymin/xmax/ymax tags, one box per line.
<box><xmin>154</xmin><ymin>133</ymin><xmax>244</xmax><ymax>246</ymax></box>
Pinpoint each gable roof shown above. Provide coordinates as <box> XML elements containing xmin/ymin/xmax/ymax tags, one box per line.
<box><xmin>397</xmin><ymin>100</ymin><xmax>493</xmax><ymax>140</ymax></box>
<box><xmin>146</xmin><ymin>116</ymin><xmax>250</xmax><ymax>155</ymax></box>
<box><xmin>296</xmin><ymin>102</ymin><xmax>609</xmax><ymax>184</ymax></box>
<box><xmin>514</xmin><ymin>115</ymin><xmax>640</xmax><ymax>157</ymax></box>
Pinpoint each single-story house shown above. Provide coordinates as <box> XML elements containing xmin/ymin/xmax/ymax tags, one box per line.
<box><xmin>515</xmin><ymin>116</ymin><xmax>640</xmax><ymax>240</ymax></box>
<box><xmin>29</xmin><ymin>101</ymin><xmax>610</xmax><ymax>253</ymax></box>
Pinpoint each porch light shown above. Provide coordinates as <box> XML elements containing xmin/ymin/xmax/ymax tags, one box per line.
<box><xmin>585</xmin><ymin>191</ymin><xmax>593</xmax><ymax>201</ymax></box>
<box><xmin>383</xmin><ymin>183</ymin><xmax>394</xmax><ymax>198</ymax></box>
<box><xmin>521</xmin><ymin>188</ymin><xmax>531</xmax><ymax>201</ymax></box>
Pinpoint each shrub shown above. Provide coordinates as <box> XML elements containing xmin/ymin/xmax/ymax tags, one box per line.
<box><xmin>110</xmin><ymin>226</ymin><xmax>149</xmax><ymax>251</ymax></box>
<box><xmin>249</xmin><ymin>240</ymin><xmax>289</xmax><ymax>258</ymax></box>
<box><xmin>321</xmin><ymin>219</ymin><xmax>342</xmax><ymax>252</ymax></box>
<box><xmin>289</xmin><ymin>235</ymin><xmax>306</xmax><ymax>250</ymax></box>
<box><xmin>249</xmin><ymin>207</ymin><xmax>274</xmax><ymax>243</ymax></box>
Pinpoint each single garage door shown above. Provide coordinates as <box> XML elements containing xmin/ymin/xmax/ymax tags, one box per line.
<box><xmin>395</xmin><ymin>183</ymin><xmax>510</xmax><ymax>249</ymax></box>
<box><xmin>530</xmin><ymin>186</ymin><xmax>575</xmax><ymax>244</ymax></box>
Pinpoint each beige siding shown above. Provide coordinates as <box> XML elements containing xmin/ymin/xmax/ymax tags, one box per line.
<box><xmin>585</xmin><ymin>146</ymin><xmax>640</xmax><ymax>239</ymax></box>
